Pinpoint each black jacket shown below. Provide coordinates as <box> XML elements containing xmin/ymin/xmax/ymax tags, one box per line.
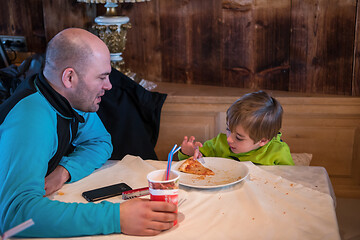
<box><xmin>98</xmin><ymin>69</ymin><xmax>167</xmax><ymax>160</ymax></box>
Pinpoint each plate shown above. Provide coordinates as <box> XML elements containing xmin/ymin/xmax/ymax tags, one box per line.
<box><xmin>171</xmin><ymin>157</ymin><xmax>249</xmax><ymax>189</ymax></box>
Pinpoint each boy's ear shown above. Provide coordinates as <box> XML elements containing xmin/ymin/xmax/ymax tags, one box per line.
<box><xmin>61</xmin><ymin>68</ymin><xmax>76</xmax><ymax>89</ymax></box>
<box><xmin>258</xmin><ymin>138</ymin><xmax>270</xmax><ymax>147</ymax></box>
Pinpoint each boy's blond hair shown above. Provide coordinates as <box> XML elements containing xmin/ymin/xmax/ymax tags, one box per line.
<box><xmin>226</xmin><ymin>90</ymin><xmax>283</xmax><ymax>143</ymax></box>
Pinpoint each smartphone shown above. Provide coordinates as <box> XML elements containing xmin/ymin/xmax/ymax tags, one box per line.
<box><xmin>82</xmin><ymin>183</ymin><xmax>132</xmax><ymax>202</ymax></box>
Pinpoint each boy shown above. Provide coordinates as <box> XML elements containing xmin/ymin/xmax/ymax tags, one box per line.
<box><xmin>178</xmin><ymin>90</ymin><xmax>294</xmax><ymax>165</ymax></box>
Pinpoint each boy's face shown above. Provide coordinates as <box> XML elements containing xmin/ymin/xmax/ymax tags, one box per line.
<box><xmin>226</xmin><ymin>124</ymin><xmax>268</xmax><ymax>154</ymax></box>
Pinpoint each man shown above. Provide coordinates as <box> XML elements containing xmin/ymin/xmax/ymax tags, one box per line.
<box><xmin>0</xmin><ymin>28</ymin><xmax>177</xmax><ymax>237</ymax></box>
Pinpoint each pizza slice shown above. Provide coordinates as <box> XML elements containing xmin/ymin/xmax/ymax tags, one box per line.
<box><xmin>178</xmin><ymin>157</ymin><xmax>215</xmax><ymax>175</ymax></box>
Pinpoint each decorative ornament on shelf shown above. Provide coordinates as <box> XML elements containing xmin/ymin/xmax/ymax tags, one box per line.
<box><xmin>77</xmin><ymin>0</ymin><xmax>150</xmax><ymax>77</ymax></box>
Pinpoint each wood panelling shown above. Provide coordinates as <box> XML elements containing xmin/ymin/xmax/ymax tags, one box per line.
<box><xmin>282</xmin><ymin>126</ymin><xmax>356</xmax><ymax>174</ymax></box>
<box><xmin>222</xmin><ymin>0</ymin><xmax>291</xmax><ymax>90</ymax></box>
<box><xmin>354</xmin><ymin>1</ymin><xmax>360</xmax><ymax>96</ymax></box>
<box><xmin>289</xmin><ymin>0</ymin><xmax>357</xmax><ymax>95</ymax></box>
<box><xmin>42</xmin><ymin>0</ymin><xmax>96</xmax><ymax>41</ymax></box>
<box><xmin>155</xmin><ymin>112</ymin><xmax>217</xmax><ymax>160</ymax></box>
<box><xmin>0</xmin><ymin>0</ymin><xmax>360</xmax><ymax>95</ymax></box>
<box><xmin>158</xmin><ymin>0</ymin><xmax>222</xmax><ymax>85</ymax></box>
<box><xmin>121</xmin><ymin>1</ymin><xmax>162</xmax><ymax>81</ymax></box>
<box><xmin>0</xmin><ymin>0</ymin><xmax>46</xmax><ymax>53</ymax></box>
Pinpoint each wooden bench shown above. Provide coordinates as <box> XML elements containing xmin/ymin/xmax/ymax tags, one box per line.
<box><xmin>153</xmin><ymin>82</ymin><xmax>360</xmax><ymax>198</ymax></box>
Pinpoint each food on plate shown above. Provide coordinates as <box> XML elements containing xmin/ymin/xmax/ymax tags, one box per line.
<box><xmin>178</xmin><ymin>157</ymin><xmax>215</xmax><ymax>175</ymax></box>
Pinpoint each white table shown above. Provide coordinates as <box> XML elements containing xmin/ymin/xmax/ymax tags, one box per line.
<box><xmin>259</xmin><ymin>165</ymin><xmax>336</xmax><ymax>204</ymax></box>
<box><xmin>15</xmin><ymin>156</ymin><xmax>340</xmax><ymax>240</ymax></box>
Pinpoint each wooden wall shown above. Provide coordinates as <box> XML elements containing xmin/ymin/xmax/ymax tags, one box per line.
<box><xmin>0</xmin><ymin>0</ymin><xmax>360</xmax><ymax>96</ymax></box>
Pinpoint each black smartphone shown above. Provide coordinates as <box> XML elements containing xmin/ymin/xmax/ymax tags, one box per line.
<box><xmin>82</xmin><ymin>183</ymin><xmax>132</xmax><ymax>202</ymax></box>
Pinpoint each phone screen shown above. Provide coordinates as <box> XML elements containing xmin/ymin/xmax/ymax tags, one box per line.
<box><xmin>82</xmin><ymin>183</ymin><xmax>132</xmax><ymax>202</ymax></box>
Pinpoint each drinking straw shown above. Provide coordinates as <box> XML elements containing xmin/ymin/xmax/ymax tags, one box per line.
<box><xmin>173</xmin><ymin>146</ymin><xmax>181</xmax><ymax>155</ymax></box>
<box><xmin>166</xmin><ymin>144</ymin><xmax>176</xmax><ymax>180</ymax></box>
<box><xmin>165</xmin><ymin>144</ymin><xmax>181</xmax><ymax>180</ymax></box>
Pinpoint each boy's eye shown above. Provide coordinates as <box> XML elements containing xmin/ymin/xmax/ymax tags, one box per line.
<box><xmin>236</xmin><ymin>137</ymin><xmax>244</xmax><ymax>141</ymax></box>
<box><xmin>226</xmin><ymin>127</ymin><xmax>230</xmax><ymax>132</ymax></box>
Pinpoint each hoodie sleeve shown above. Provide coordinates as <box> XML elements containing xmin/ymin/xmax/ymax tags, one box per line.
<box><xmin>60</xmin><ymin>111</ymin><xmax>113</xmax><ymax>182</ymax></box>
<box><xmin>0</xmin><ymin>95</ymin><xmax>120</xmax><ymax>238</ymax></box>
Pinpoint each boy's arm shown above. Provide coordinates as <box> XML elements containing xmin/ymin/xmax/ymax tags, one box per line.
<box><xmin>274</xmin><ymin>145</ymin><xmax>294</xmax><ymax>165</ymax></box>
<box><xmin>178</xmin><ymin>136</ymin><xmax>203</xmax><ymax>160</ymax></box>
<box><xmin>198</xmin><ymin>134</ymin><xmax>224</xmax><ymax>158</ymax></box>
<box><xmin>178</xmin><ymin>150</ymin><xmax>191</xmax><ymax>160</ymax></box>
<box><xmin>272</xmin><ymin>133</ymin><xmax>295</xmax><ymax>165</ymax></box>
<box><xmin>178</xmin><ymin>134</ymin><xmax>224</xmax><ymax>160</ymax></box>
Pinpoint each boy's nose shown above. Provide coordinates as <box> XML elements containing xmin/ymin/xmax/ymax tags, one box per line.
<box><xmin>227</xmin><ymin>135</ymin><xmax>234</xmax><ymax>143</ymax></box>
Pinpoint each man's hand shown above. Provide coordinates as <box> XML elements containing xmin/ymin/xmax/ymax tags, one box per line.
<box><xmin>120</xmin><ymin>198</ymin><xmax>177</xmax><ymax>236</ymax></box>
<box><xmin>180</xmin><ymin>136</ymin><xmax>203</xmax><ymax>156</ymax></box>
<box><xmin>44</xmin><ymin>165</ymin><xmax>70</xmax><ymax>196</ymax></box>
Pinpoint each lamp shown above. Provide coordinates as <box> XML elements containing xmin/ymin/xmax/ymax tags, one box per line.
<box><xmin>77</xmin><ymin>0</ymin><xmax>150</xmax><ymax>75</ymax></box>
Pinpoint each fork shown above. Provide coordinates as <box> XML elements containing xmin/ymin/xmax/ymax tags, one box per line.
<box><xmin>178</xmin><ymin>198</ymin><xmax>187</xmax><ymax>207</ymax></box>
<box><xmin>195</xmin><ymin>146</ymin><xmax>205</xmax><ymax>164</ymax></box>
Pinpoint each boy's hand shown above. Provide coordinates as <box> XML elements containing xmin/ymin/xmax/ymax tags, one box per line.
<box><xmin>194</xmin><ymin>147</ymin><xmax>203</xmax><ymax>161</ymax></box>
<box><xmin>180</xmin><ymin>136</ymin><xmax>203</xmax><ymax>156</ymax></box>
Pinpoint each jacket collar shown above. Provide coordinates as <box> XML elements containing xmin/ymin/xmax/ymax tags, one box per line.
<box><xmin>35</xmin><ymin>72</ymin><xmax>85</xmax><ymax>123</ymax></box>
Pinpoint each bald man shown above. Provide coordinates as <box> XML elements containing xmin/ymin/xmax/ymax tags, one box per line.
<box><xmin>0</xmin><ymin>28</ymin><xmax>177</xmax><ymax>238</ymax></box>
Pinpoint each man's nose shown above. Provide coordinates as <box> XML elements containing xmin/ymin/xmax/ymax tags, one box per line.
<box><xmin>103</xmin><ymin>78</ymin><xmax>112</xmax><ymax>91</ymax></box>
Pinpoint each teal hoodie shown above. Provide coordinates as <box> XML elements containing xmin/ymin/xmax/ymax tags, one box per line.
<box><xmin>0</xmin><ymin>74</ymin><xmax>118</xmax><ymax>237</ymax></box>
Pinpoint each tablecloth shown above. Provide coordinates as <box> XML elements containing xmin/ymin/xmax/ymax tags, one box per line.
<box><xmin>17</xmin><ymin>155</ymin><xmax>340</xmax><ymax>240</ymax></box>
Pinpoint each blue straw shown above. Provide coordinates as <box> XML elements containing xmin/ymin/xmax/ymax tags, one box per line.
<box><xmin>166</xmin><ymin>144</ymin><xmax>181</xmax><ymax>180</ymax></box>
<box><xmin>167</xmin><ymin>144</ymin><xmax>176</xmax><ymax>171</ymax></box>
<box><xmin>166</xmin><ymin>153</ymin><xmax>172</xmax><ymax>180</ymax></box>
<box><xmin>170</xmin><ymin>144</ymin><xmax>177</xmax><ymax>153</ymax></box>
<box><xmin>174</xmin><ymin>146</ymin><xmax>181</xmax><ymax>154</ymax></box>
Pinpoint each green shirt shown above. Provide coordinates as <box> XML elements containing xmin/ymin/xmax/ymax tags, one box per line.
<box><xmin>178</xmin><ymin>133</ymin><xmax>294</xmax><ymax>165</ymax></box>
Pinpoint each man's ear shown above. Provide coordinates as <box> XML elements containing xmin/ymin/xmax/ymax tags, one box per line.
<box><xmin>61</xmin><ymin>68</ymin><xmax>76</xmax><ymax>89</ymax></box>
<box><xmin>258</xmin><ymin>138</ymin><xmax>270</xmax><ymax>147</ymax></box>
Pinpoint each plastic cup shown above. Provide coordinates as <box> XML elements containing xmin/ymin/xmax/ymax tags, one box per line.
<box><xmin>147</xmin><ymin>169</ymin><xmax>180</xmax><ymax>225</ymax></box>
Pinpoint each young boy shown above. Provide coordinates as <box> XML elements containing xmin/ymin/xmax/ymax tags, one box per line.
<box><xmin>178</xmin><ymin>90</ymin><xmax>294</xmax><ymax>165</ymax></box>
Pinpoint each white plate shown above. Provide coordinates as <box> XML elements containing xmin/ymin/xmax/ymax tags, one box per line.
<box><xmin>171</xmin><ymin>157</ymin><xmax>249</xmax><ymax>189</ymax></box>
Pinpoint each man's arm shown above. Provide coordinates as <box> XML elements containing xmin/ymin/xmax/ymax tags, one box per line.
<box><xmin>1</xmin><ymin>99</ymin><xmax>176</xmax><ymax>237</ymax></box>
<box><xmin>44</xmin><ymin>112</ymin><xmax>112</xmax><ymax>195</ymax></box>
<box><xmin>59</xmin><ymin>111</ymin><xmax>113</xmax><ymax>183</ymax></box>
<box><xmin>0</xmin><ymin>99</ymin><xmax>120</xmax><ymax>237</ymax></box>
<box><xmin>120</xmin><ymin>198</ymin><xmax>177</xmax><ymax>236</ymax></box>
<box><xmin>44</xmin><ymin>165</ymin><xmax>70</xmax><ymax>196</ymax></box>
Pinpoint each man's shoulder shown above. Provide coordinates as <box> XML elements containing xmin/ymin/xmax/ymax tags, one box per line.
<box><xmin>3</xmin><ymin>92</ymin><xmax>55</xmax><ymax>126</ymax></box>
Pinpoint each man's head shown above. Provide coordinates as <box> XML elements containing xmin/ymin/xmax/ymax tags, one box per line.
<box><xmin>43</xmin><ymin>28</ymin><xmax>112</xmax><ymax>112</ymax></box>
<box><xmin>225</xmin><ymin>90</ymin><xmax>283</xmax><ymax>154</ymax></box>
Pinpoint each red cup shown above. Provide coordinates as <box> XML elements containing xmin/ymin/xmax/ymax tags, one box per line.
<box><xmin>147</xmin><ymin>169</ymin><xmax>180</xmax><ymax>225</ymax></box>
